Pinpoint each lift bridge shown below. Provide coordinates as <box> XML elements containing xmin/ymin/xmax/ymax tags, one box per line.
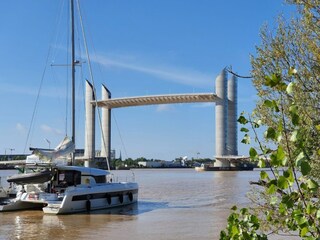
<box><xmin>83</xmin><ymin>69</ymin><xmax>242</xmax><ymax>168</ymax></box>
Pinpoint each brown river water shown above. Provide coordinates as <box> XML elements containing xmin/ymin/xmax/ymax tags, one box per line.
<box><xmin>0</xmin><ymin>169</ymin><xmax>293</xmax><ymax>240</ymax></box>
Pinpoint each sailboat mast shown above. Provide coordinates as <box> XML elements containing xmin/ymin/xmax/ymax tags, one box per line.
<box><xmin>71</xmin><ymin>0</ymin><xmax>76</xmax><ymax>164</ymax></box>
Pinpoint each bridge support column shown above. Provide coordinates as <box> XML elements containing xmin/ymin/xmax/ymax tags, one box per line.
<box><xmin>84</xmin><ymin>80</ymin><xmax>95</xmax><ymax>167</ymax></box>
<box><xmin>227</xmin><ymin>74</ymin><xmax>238</xmax><ymax>155</ymax></box>
<box><xmin>101</xmin><ymin>84</ymin><xmax>111</xmax><ymax>163</ymax></box>
<box><xmin>215</xmin><ymin>69</ymin><xmax>229</xmax><ymax>167</ymax></box>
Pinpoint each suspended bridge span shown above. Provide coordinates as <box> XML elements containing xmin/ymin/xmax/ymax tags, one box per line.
<box><xmin>93</xmin><ymin>93</ymin><xmax>219</xmax><ymax>109</ymax></box>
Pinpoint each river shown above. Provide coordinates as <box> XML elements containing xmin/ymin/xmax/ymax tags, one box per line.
<box><xmin>0</xmin><ymin>169</ymin><xmax>293</xmax><ymax>240</ymax></box>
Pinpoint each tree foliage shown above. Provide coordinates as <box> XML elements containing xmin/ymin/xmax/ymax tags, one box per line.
<box><xmin>220</xmin><ymin>1</ymin><xmax>320</xmax><ymax>239</ymax></box>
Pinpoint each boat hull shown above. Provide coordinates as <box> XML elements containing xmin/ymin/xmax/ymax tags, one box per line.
<box><xmin>0</xmin><ymin>195</ymin><xmax>45</xmax><ymax>212</ymax></box>
<box><xmin>43</xmin><ymin>182</ymin><xmax>138</xmax><ymax>214</ymax></box>
<box><xmin>195</xmin><ymin>166</ymin><xmax>254</xmax><ymax>171</ymax></box>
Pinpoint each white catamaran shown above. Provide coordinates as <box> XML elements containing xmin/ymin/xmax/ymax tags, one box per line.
<box><xmin>0</xmin><ymin>0</ymin><xmax>138</xmax><ymax>214</ymax></box>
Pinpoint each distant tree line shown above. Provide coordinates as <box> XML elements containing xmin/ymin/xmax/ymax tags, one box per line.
<box><xmin>109</xmin><ymin>156</ymin><xmax>214</xmax><ymax>169</ymax></box>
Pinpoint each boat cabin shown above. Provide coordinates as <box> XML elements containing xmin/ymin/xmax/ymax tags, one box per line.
<box><xmin>52</xmin><ymin>166</ymin><xmax>109</xmax><ymax>190</ymax></box>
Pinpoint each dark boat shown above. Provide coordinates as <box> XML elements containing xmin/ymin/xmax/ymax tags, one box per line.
<box><xmin>7</xmin><ymin>169</ymin><xmax>52</xmax><ymax>185</ymax></box>
<box><xmin>195</xmin><ymin>163</ymin><xmax>254</xmax><ymax>171</ymax></box>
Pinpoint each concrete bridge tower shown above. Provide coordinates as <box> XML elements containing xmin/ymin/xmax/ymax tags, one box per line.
<box><xmin>227</xmin><ymin>74</ymin><xmax>238</xmax><ymax>156</ymax></box>
<box><xmin>215</xmin><ymin>69</ymin><xmax>238</xmax><ymax>167</ymax></box>
<box><xmin>100</xmin><ymin>84</ymin><xmax>111</xmax><ymax>162</ymax></box>
<box><xmin>84</xmin><ymin>80</ymin><xmax>95</xmax><ymax>166</ymax></box>
<box><xmin>215</xmin><ymin>69</ymin><xmax>228</xmax><ymax>158</ymax></box>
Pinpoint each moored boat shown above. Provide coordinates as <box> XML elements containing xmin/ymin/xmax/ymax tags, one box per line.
<box><xmin>14</xmin><ymin>165</ymin><xmax>138</xmax><ymax>214</ymax></box>
<box><xmin>195</xmin><ymin>163</ymin><xmax>254</xmax><ymax>171</ymax></box>
<box><xmin>0</xmin><ymin>0</ymin><xmax>138</xmax><ymax>214</ymax></box>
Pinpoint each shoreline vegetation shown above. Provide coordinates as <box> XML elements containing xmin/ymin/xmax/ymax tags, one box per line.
<box><xmin>220</xmin><ymin>1</ymin><xmax>320</xmax><ymax>239</ymax></box>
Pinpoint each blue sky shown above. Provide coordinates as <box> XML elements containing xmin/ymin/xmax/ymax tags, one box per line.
<box><xmin>0</xmin><ymin>1</ymin><xmax>296</xmax><ymax>160</ymax></box>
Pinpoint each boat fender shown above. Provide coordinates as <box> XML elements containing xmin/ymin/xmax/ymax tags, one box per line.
<box><xmin>119</xmin><ymin>194</ymin><xmax>123</xmax><ymax>204</ymax></box>
<box><xmin>128</xmin><ymin>192</ymin><xmax>133</xmax><ymax>202</ymax></box>
<box><xmin>86</xmin><ymin>200</ymin><xmax>91</xmax><ymax>212</ymax></box>
<box><xmin>106</xmin><ymin>194</ymin><xmax>111</xmax><ymax>205</ymax></box>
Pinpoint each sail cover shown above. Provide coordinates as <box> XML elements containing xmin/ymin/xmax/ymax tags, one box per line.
<box><xmin>33</xmin><ymin>136</ymin><xmax>75</xmax><ymax>161</ymax></box>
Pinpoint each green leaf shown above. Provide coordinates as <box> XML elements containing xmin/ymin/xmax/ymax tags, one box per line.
<box><xmin>307</xmin><ymin>179</ymin><xmax>319</xmax><ymax>190</ymax></box>
<box><xmin>279</xmin><ymin>202</ymin><xmax>286</xmax><ymax>214</ymax></box>
<box><xmin>300</xmin><ymin>161</ymin><xmax>311</xmax><ymax>176</ymax></box>
<box><xmin>263</xmin><ymin>99</ymin><xmax>273</xmax><ymax>108</ymax></box>
<box><xmin>295</xmin><ymin>151</ymin><xmax>306</xmax><ymax>166</ymax></box>
<box><xmin>240</xmin><ymin>127</ymin><xmax>249</xmax><ymax>132</ymax></box>
<box><xmin>289</xmin><ymin>105</ymin><xmax>299</xmax><ymax>126</ymax></box>
<box><xmin>250</xmin><ymin>215</ymin><xmax>260</xmax><ymax>229</ymax></box>
<box><xmin>265</xmin><ymin>127</ymin><xmax>276</xmax><ymax>140</ymax></box>
<box><xmin>300</xmin><ymin>182</ymin><xmax>308</xmax><ymax>190</ymax></box>
<box><xmin>271</xmin><ymin>73</ymin><xmax>281</xmax><ymax>86</ymax></box>
<box><xmin>231</xmin><ymin>225</ymin><xmax>239</xmax><ymax>237</ymax></box>
<box><xmin>306</xmin><ymin>203</ymin><xmax>316</xmax><ymax>215</ymax></box>
<box><xmin>241</xmin><ymin>134</ymin><xmax>250</xmax><ymax>144</ymax></box>
<box><xmin>288</xmin><ymin>67</ymin><xmax>297</xmax><ymax>76</ymax></box>
<box><xmin>231</xmin><ymin>205</ymin><xmax>237</xmax><ymax>211</ymax></box>
<box><xmin>260</xmin><ymin>171</ymin><xmax>268</xmax><ymax>180</ymax></box>
<box><xmin>289</xmin><ymin>105</ymin><xmax>298</xmax><ymax>114</ymax></box>
<box><xmin>271</xmin><ymin>145</ymin><xmax>286</xmax><ymax>166</ymax></box>
<box><xmin>291</xmin><ymin>113</ymin><xmax>300</xmax><ymax>126</ymax></box>
<box><xmin>282</xmin><ymin>195</ymin><xmax>294</xmax><ymax>208</ymax></box>
<box><xmin>277</xmin><ymin>176</ymin><xmax>289</xmax><ymax>189</ymax></box>
<box><xmin>297</xmin><ymin>216</ymin><xmax>308</xmax><ymax>227</ymax></box>
<box><xmin>240</xmin><ymin>208</ymin><xmax>248</xmax><ymax>215</ymax></box>
<box><xmin>290</xmin><ymin>130</ymin><xmax>298</xmax><ymax>142</ymax></box>
<box><xmin>252</xmin><ymin>120</ymin><xmax>260</xmax><ymax>128</ymax></box>
<box><xmin>277</xmin><ymin>145</ymin><xmax>286</xmax><ymax>161</ymax></box>
<box><xmin>258</xmin><ymin>158</ymin><xmax>266</xmax><ymax>168</ymax></box>
<box><xmin>264</xmin><ymin>74</ymin><xmax>281</xmax><ymax>87</ymax></box>
<box><xmin>286</xmin><ymin>82</ymin><xmax>295</xmax><ymax>94</ymax></box>
<box><xmin>267</xmin><ymin>183</ymin><xmax>277</xmax><ymax>194</ymax></box>
<box><xmin>300</xmin><ymin>227</ymin><xmax>308</xmax><ymax>237</ymax></box>
<box><xmin>316</xmin><ymin>210</ymin><xmax>320</xmax><ymax>219</ymax></box>
<box><xmin>283</xmin><ymin>169</ymin><xmax>294</xmax><ymax>185</ymax></box>
<box><xmin>237</xmin><ymin>115</ymin><xmax>248</xmax><ymax>124</ymax></box>
<box><xmin>219</xmin><ymin>231</ymin><xmax>227</xmax><ymax>239</ymax></box>
<box><xmin>270</xmin><ymin>196</ymin><xmax>278</xmax><ymax>205</ymax></box>
<box><xmin>249</xmin><ymin>147</ymin><xmax>258</xmax><ymax>160</ymax></box>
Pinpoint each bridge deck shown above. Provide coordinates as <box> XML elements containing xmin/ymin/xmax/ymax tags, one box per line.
<box><xmin>94</xmin><ymin>93</ymin><xmax>218</xmax><ymax>109</ymax></box>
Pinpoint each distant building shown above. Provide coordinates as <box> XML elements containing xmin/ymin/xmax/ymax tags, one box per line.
<box><xmin>138</xmin><ymin>161</ymin><xmax>162</xmax><ymax>168</ymax></box>
<box><xmin>138</xmin><ymin>160</ymin><xmax>183</xmax><ymax>168</ymax></box>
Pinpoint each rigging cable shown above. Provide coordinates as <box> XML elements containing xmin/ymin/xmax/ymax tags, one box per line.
<box><xmin>76</xmin><ymin>0</ymin><xmax>111</xmax><ymax>171</ymax></box>
<box><xmin>226</xmin><ymin>66</ymin><xmax>252</xmax><ymax>79</ymax></box>
<box><xmin>23</xmin><ymin>0</ymin><xmax>67</xmax><ymax>153</ymax></box>
<box><xmin>112</xmin><ymin>113</ymin><xmax>129</xmax><ymax>160</ymax></box>
<box><xmin>78</xmin><ymin>3</ymin><xmax>130</xmax><ymax>162</ymax></box>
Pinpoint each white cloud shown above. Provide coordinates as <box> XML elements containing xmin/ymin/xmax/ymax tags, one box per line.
<box><xmin>93</xmin><ymin>54</ymin><xmax>214</xmax><ymax>88</ymax></box>
<box><xmin>156</xmin><ymin>104</ymin><xmax>174</xmax><ymax>112</ymax></box>
<box><xmin>16</xmin><ymin>123</ymin><xmax>26</xmax><ymax>132</ymax></box>
<box><xmin>192</xmin><ymin>102</ymin><xmax>215</xmax><ymax>108</ymax></box>
<box><xmin>0</xmin><ymin>83</ymin><xmax>65</xmax><ymax>99</ymax></box>
<box><xmin>40</xmin><ymin>124</ymin><xmax>63</xmax><ymax>135</ymax></box>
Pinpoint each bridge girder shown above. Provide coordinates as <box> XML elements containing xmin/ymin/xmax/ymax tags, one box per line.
<box><xmin>93</xmin><ymin>93</ymin><xmax>219</xmax><ymax>109</ymax></box>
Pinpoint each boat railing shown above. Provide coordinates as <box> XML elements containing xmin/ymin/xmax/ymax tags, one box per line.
<box><xmin>109</xmin><ymin>171</ymin><xmax>136</xmax><ymax>183</ymax></box>
<box><xmin>25</xmin><ymin>183</ymin><xmax>47</xmax><ymax>193</ymax></box>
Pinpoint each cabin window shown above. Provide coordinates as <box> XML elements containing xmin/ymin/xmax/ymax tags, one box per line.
<box><xmin>58</xmin><ymin>170</ymin><xmax>81</xmax><ymax>186</ymax></box>
<box><xmin>93</xmin><ymin>175</ymin><xmax>106</xmax><ymax>183</ymax></box>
